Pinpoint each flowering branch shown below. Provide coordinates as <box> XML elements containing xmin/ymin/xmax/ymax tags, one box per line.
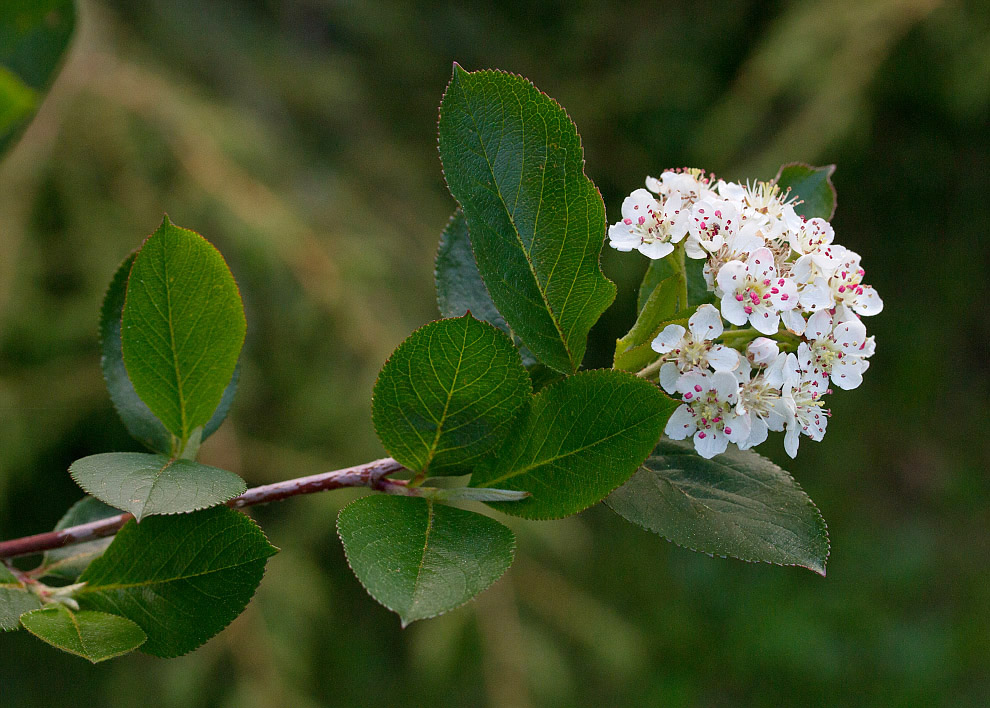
<box><xmin>0</xmin><ymin>457</ymin><xmax>408</xmax><ymax>560</ymax></box>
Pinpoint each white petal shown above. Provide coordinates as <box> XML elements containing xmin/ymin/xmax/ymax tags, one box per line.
<box><xmin>723</xmin><ymin>411</ymin><xmax>751</xmax><ymax>445</ymax></box>
<box><xmin>741</xmin><ymin>416</ymin><xmax>768</xmax><ymax>449</ymax></box>
<box><xmin>607</xmin><ymin>222</ymin><xmax>639</xmax><ymax>251</ymax></box>
<box><xmin>651</xmin><ymin>324</ymin><xmax>686</xmax><ymax>354</ymax></box>
<box><xmin>645</xmin><ymin>175</ymin><xmax>663</xmax><ymax>194</ymax></box>
<box><xmin>664</xmin><ymin>405</ymin><xmax>697</xmax><ymax>439</ymax></box>
<box><xmin>638</xmin><ymin>240</ymin><xmax>674</xmax><ymax>260</ymax></box>
<box><xmin>852</xmin><ymin>285</ymin><xmax>883</xmax><ymax>315</ymax></box>
<box><xmin>659</xmin><ymin>362</ymin><xmax>681</xmax><ymax>394</ymax></box>
<box><xmin>694</xmin><ymin>429</ymin><xmax>728</xmax><ymax>459</ymax></box>
<box><xmin>805</xmin><ymin>310</ymin><xmax>833</xmax><ymax>341</ymax></box>
<box><xmin>711</xmin><ymin>371</ymin><xmax>739</xmax><ymax>403</ymax></box>
<box><xmin>771</xmin><ymin>278</ymin><xmax>799</xmax><ymax>311</ymax></box>
<box><xmin>830</xmin><ymin>360</ymin><xmax>864</xmax><ymax>390</ymax></box>
<box><xmin>781</xmin><ymin>309</ymin><xmax>807</xmax><ymax>335</ymax></box>
<box><xmin>676</xmin><ymin>370</ymin><xmax>708</xmax><ymax>396</ymax></box>
<box><xmin>784</xmin><ymin>425</ymin><xmax>800</xmax><ymax>458</ymax></box>
<box><xmin>707</xmin><ymin>344</ymin><xmax>740</xmax><ymax>371</ymax></box>
<box><xmin>747</xmin><ymin>337</ymin><xmax>779</xmax><ymax>366</ymax></box>
<box><xmin>720</xmin><ymin>293</ymin><xmax>749</xmax><ymax>327</ymax></box>
<box><xmin>747</xmin><ymin>248</ymin><xmax>776</xmax><ymax>281</ymax></box>
<box><xmin>834</xmin><ymin>319</ymin><xmax>866</xmax><ymax>349</ymax></box>
<box><xmin>750</xmin><ymin>307</ymin><xmax>780</xmax><ymax>336</ymax></box>
<box><xmin>622</xmin><ymin>189</ymin><xmax>660</xmax><ymax>221</ymax></box>
<box><xmin>684</xmin><ymin>234</ymin><xmax>708</xmax><ymax>259</ymax></box>
<box><xmin>689</xmin><ymin>304</ymin><xmax>724</xmax><ymax>341</ymax></box>
<box><xmin>798</xmin><ymin>277</ymin><xmax>833</xmax><ymax>311</ymax></box>
<box><xmin>716</xmin><ymin>260</ymin><xmax>747</xmax><ymax>293</ymax></box>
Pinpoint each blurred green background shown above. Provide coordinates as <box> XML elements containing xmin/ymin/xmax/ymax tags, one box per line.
<box><xmin>1</xmin><ymin>0</ymin><xmax>988</xmax><ymax>706</ymax></box>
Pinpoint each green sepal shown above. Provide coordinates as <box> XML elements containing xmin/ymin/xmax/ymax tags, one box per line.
<box><xmin>69</xmin><ymin>452</ymin><xmax>246</xmax><ymax>521</ymax></box>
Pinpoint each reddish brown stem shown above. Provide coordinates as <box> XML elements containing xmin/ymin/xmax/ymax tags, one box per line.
<box><xmin>0</xmin><ymin>457</ymin><xmax>406</xmax><ymax>561</ymax></box>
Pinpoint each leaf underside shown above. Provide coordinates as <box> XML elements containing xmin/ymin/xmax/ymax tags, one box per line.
<box><xmin>0</xmin><ymin>566</ymin><xmax>41</xmax><ymax>632</ymax></box>
<box><xmin>41</xmin><ymin>496</ymin><xmax>120</xmax><ymax>580</ymax></box>
<box><xmin>20</xmin><ymin>605</ymin><xmax>146</xmax><ymax>663</ymax></box>
<box><xmin>338</xmin><ymin>495</ymin><xmax>515</xmax><ymax>627</ymax></box>
<box><xmin>69</xmin><ymin>452</ymin><xmax>246</xmax><ymax>521</ymax></box>
<box><xmin>606</xmin><ymin>439</ymin><xmax>830</xmax><ymax>575</ymax></box>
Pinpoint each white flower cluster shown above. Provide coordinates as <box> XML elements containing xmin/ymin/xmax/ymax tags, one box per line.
<box><xmin>610</xmin><ymin>168</ymin><xmax>882</xmax><ymax>459</ymax></box>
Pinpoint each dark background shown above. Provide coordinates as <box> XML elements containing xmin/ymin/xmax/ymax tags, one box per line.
<box><xmin>1</xmin><ymin>1</ymin><xmax>987</xmax><ymax>706</ymax></box>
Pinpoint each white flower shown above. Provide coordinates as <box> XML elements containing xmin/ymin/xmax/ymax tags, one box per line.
<box><xmin>664</xmin><ymin>370</ymin><xmax>750</xmax><ymax>458</ymax></box>
<box><xmin>780</xmin><ymin>352</ymin><xmax>831</xmax><ymax>458</ymax></box>
<box><xmin>829</xmin><ymin>250</ymin><xmax>883</xmax><ymax>317</ymax></box>
<box><xmin>715</xmin><ymin>247</ymin><xmax>798</xmax><ymax>335</ymax></box>
<box><xmin>685</xmin><ymin>199</ymin><xmax>741</xmax><ymax>258</ymax></box>
<box><xmin>608</xmin><ymin>188</ymin><xmax>689</xmax><ymax>259</ymax></box>
<box><xmin>651</xmin><ymin>304</ymin><xmax>740</xmax><ymax>393</ymax></box>
<box><xmin>803</xmin><ymin>311</ymin><xmax>874</xmax><ymax>390</ymax></box>
<box><xmin>735</xmin><ymin>353</ymin><xmax>792</xmax><ymax>450</ymax></box>
<box><xmin>646</xmin><ymin>169</ymin><xmax>715</xmax><ymax>205</ymax></box>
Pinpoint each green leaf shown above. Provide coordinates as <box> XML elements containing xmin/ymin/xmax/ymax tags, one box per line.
<box><xmin>337</xmin><ymin>495</ymin><xmax>514</xmax><ymax>627</ymax></box>
<box><xmin>606</xmin><ymin>439</ymin><xmax>830</xmax><ymax>575</ymax></box>
<box><xmin>372</xmin><ymin>314</ymin><xmax>530</xmax><ymax>476</ymax></box>
<box><xmin>69</xmin><ymin>452</ymin><xmax>246</xmax><ymax>521</ymax></box>
<box><xmin>41</xmin><ymin>497</ymin><xmax>119</xmax><ymax>580</ymax></box>
<box><xmin>0</xmin><ymin>0</ymin><xmax>75</xmax><ymax>156</ymax></box>
<box><xmin>637</xmin><ymin>256</ymin><xmax>713</xmax><ymax>314</ymax></box>
<box><xmin>121</xmin><ymin>216</ymin><xmax>246</xmax><ymax>449</ymax></box>
<box><xmin>470</xmin><ymin>370</ymin><xmax>676</xmax><ymax>519</ymax></box>
<box><xmin>615</xmin><ymin>275</ymin><xmax>695</xmax><ymax>372</ymax></box>
<box><xmin>774</xmin><ymin>163</ymin><xmax>837</xmax><ymax>221</ymax></box>
<box><xmin>0</xmin><ymin>565</ymin><xmax>41</xmax><ymax>631</ymax></box>
<box><xmin>20</xmin><ymin>605</ymin><xmax>146</xmax><ymax>663</ymax></box>
<box><xmin>101</xmin><ymin>252</ymin><xmax>240</xmax><ymax>454</ymax></box>
<box><xmin>438</xmin><ymin>65</ymin><xmax>615</xmax><ymax>374</ymax></box>
<box><xmin>77</xmin><ymin>506</ymin><xmax>277</xmax><ymax>657</ymax></box>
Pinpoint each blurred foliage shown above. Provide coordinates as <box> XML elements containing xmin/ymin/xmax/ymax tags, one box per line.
<box><xmin>1</xmin><ymin>0</ymin><xmax>988</xmax><ymax>706</ymax></box>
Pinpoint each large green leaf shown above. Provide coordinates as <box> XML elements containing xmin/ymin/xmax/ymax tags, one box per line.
<box><xmin>41</xmin><ymin>496</ymin><xmax>119</xmax><ymax>580</ymax></box>
<box><xmin>337</xmin><ymin>495</ymin><xmax>514</xmax><ymax>627</ymax></box>
<box><xmin>0</xmin><ymin>0</ymin><xmax>75</xmax><ymax>156</ymax></box>
<box><xmin>69</xmin><ymin>452</ymin><xmax>246</xmax><ymax>521</ymax></box>
<box><xmin>101</xmin><ymin>252</ymin><xmax>240</xmax><ymax>454</ymax></box>
<box><xmin>121</xmin><ymin>217</ymin><xmax>246</xmax><ymax>449</ymax></box>
<box><xmin>77</xmin><ymin>506</ymin><xmax>277</xmax><ymax>657</ymax></box>
<box><xmin>0</xmin><ymin>565</ymin><xmax>41</xmax><ymax>631</ymax></box>
<box><xmin>774</xmin><ymin>163</ymin><xmax>837</xmax><ymax>220</ymax></box>
<box><xmin>19</xmin><ymin>605</ymin><xmax>146</xmax><ymax>663</ymax></box>
<box><xmin>438</xmin><ymin>65</ymin><xmax>615</xmax><ymax>374</ymax></box>
<box><xmin>471</xmin><ymin>370</ymin><xmax>676</xmax><ymax>519</ymax></box>
<box><xmin>606</xmin><ymin>439</ymin><xmax>830</xmax><ymax>575</ymax></box>
<box><xmin>372</xmin><ymin>314</ymin><xmax>530</xmax><ymax>476</ymax></box>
